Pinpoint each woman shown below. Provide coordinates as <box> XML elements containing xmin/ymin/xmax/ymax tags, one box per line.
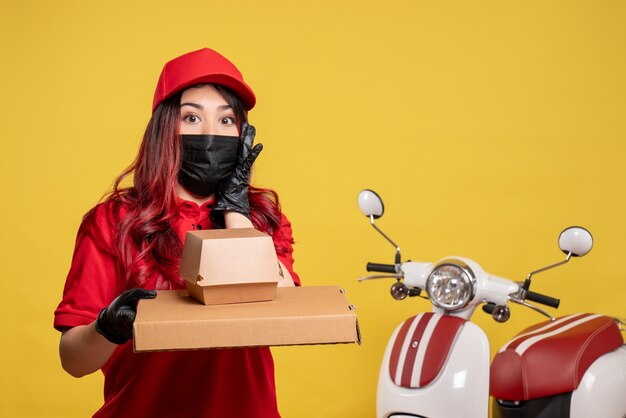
<box><xmin>54</xmin><ymin>48</ymin><xmax>299</xmax><ymax>418</ymax></box>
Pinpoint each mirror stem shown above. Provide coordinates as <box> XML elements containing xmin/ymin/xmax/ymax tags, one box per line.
<box><xmin>523</xmin><ymin>252</ymin><xmax>572</xmax><ymax>290</ymax></box>
<box><xmin>370</xmin><ymin>215</ymin><xmax>402</xmax><ymax>268</ymax></box>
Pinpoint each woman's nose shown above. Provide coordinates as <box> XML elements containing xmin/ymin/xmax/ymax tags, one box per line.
<box><xmin>201</xmin><ymin>121</ymin><xmax>218</xmax><ymax>135</ymax></box>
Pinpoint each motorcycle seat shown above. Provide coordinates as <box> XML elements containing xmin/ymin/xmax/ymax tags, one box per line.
<box><xmin>490</xmin><ymin>313</ymin><xmax>623</xmax><ymax>401</ymax></box>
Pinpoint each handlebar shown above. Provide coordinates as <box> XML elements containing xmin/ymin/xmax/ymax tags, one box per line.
<box><xmin>366</xmin><ymin>262</ymin><xmax>396</xmax><ymax>273</ymax></box>
<box><xmin>365</xmin><ymin>262</ymin><xmax>561</xmax><ymax>311</ymax></box>
<box><xmin>525</xmin><ymin>290</ymin><xmax>560</xmax><ymax>309</ymax></box>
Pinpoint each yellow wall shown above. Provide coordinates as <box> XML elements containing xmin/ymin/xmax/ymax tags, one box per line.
<box><xmin>1</xmin><ymin>1</ymin><xmax>625</xmax><ymax>417</ymax></box>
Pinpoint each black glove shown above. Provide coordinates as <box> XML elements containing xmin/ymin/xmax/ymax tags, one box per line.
<box><xmin>95</xmin><ymin>288</ymin><xmax>157</xmax><ymax>344</ymax></box>
<box><xmin>211</xmin><ymin>122</ymin><xmax>263</xmax><ymax>220</ymax></box>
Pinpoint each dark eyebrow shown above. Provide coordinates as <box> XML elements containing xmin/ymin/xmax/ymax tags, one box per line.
<box><xmin>180</xmin><ymin>102</ymin><xmax>202</xmax><ymax>109</ymax></box>
<box><xmin>180</xmin><ymin>103</ymin><xmax>233</xmax><ymax>111</ymax></box>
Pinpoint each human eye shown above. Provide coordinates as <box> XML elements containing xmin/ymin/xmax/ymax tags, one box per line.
<box><xmin>219</xmin><ymin>116</ymin><xmax>236</xmax><ymax>125</ymax></box>
<box><xmin>182</xmin><ymin>114</ymin><xmax>201</xmax><ymax>124</ymax></box>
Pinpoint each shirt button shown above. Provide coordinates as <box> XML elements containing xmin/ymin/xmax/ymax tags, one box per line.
<box><xmin>196</xmin><ymin>224</ymin><xmax>203</xmax><ymax>230</ymax></box>
<box><xmin>185</xmin><ymin>204</ymin><xmax>192</xmax><ymax>209</ymax></box>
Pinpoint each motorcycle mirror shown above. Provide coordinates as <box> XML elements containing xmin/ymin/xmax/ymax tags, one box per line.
<box><xmin>357</xmin><ymin>189</ymin><xmax>384</xmax><ymax>219</ymax></box>
<box><xmin>524</xmin><ymin>226</ymin><xmax>593</xmax><ymax>289</ymax></box>
<box><xmin>357</xmin><ymin>189</ymin><xmax>402</xmax><ymax>264</ymax></box>
<box><xmin>558</xmin><ymin>227</ymin><xmax>593</xmax><ymax>257</ymax></box>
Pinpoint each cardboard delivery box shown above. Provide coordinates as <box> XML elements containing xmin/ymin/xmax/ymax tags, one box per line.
<box><xmin>133</xmin><ymin>286</ymin><xmax>360</xmax><ymax>352</ymax></box>
<box><xmin>179</xmin><ymin>228</ymin><xmax>281</xmax><ymax>305</ymax></box>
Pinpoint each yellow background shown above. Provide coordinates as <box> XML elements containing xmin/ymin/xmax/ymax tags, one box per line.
<box><xmin>1</xmin><ymin>1</ymin><xmax>625</xmax><ymax>417</ymax></box>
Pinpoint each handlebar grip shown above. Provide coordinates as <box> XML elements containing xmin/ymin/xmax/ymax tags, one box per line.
<box><xmin>525</xmin><ymin>290</ymin><xmax>560</xmax><ymax>309</ymax></box>
<box><xmin>366</xmin><ymin>263</ymin><xmax>397</xmax><ymax>273</ymax></box>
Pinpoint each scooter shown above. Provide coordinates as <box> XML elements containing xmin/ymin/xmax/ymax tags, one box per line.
<box><xmin>356</xmin><ymin>189</ymin><xmax>626</xmax><ymax>418</ymax></box>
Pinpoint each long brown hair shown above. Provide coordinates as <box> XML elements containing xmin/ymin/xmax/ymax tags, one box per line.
<box><xmin>84</xmin><ymin>84</ymin><xmax>287</xmax><ymax>289</ymax></box>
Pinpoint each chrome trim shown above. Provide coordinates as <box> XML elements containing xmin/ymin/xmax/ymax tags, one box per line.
<box><xmin>426</xmin><ymin>258</ymin><xmax>477</xmax><ymax>312</ymax></box>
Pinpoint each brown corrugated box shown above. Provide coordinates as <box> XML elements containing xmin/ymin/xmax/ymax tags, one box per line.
<box><xmin>179</xmin><ymin>228</ymin><xmax>280</xmax><ymax>305</ymax></box>
<box><xmin>133</xmin><ymin>286</ymin><xmax>360</xmax><ymax>352</ymax></box>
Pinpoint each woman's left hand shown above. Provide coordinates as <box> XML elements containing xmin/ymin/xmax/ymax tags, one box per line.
<box><xmin>212</xmin><ymin>122</ymin><xmax>263</xmax><ymax>219</ymax></box>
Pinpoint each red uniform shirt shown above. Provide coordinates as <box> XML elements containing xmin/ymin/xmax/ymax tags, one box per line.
<box><xmin>54</xmin><ymin>198</ymin><xmax>299</xmax><ymax>418</ymax></box>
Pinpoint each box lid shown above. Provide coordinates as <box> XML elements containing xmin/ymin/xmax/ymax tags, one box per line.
<box><xmin>180</xmin><ymin>228</ymin><xmax>280</xmax><ymax>287</ymax></box>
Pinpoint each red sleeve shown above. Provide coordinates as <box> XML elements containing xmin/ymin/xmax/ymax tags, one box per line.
<box><xmin>53</xmin><ymin>203</ymin><xmax>122</xmax><ymax>331</ymax></box>
<box><xmin>273</xmin><ymin>213</ymin><xmax>301</xmax><ymax>286</ymax></box>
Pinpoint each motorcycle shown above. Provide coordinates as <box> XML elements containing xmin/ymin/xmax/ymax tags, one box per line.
<box><xmin>356</xmin><ymin>189</ymin><xmax>626</xmax><ymax>418</ymax></box>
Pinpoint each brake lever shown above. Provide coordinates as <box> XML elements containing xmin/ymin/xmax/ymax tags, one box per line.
<box><xmin>358</xmin><ymin>274</ymin><xmax>402</xmax><ymax>282</ymax></box>
<box><xmin>509</xmin><ymin>296</ymin><xmax>555</xmax><ymax>321</ymax></box>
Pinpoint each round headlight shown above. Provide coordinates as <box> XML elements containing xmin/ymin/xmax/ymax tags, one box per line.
<box><xmin>426</xmin><ymin>260</ymin><xmax>475</xmax><ymax>311</ymax></box>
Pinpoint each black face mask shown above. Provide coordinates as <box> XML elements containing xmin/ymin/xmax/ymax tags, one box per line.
<box><xmin>178</xmin><ymin>134</ymin><xmax>240</xmax><ymax>197</ymax></box>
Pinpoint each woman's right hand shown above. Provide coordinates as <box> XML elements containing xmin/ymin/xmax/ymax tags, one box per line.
<box><xmin>59</xmin><ymin>288</ymin><xmax>154</xmax><ymax>378</ymax></box>
<box><xmin>95</xmin><ymin>288</ymin><xmax>157</xmax><ymax>344</ymax></box>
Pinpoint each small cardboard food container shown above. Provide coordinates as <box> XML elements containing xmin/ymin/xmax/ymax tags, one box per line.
<box><xmin>133</xmin><ymin>286</ymin><xmax>361</xmax><ymax>352</ymax></box>
<box><xmin>179</xmin><ymin>228</ymin><xmax>280</xmax><ymax>305</ymax></box>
